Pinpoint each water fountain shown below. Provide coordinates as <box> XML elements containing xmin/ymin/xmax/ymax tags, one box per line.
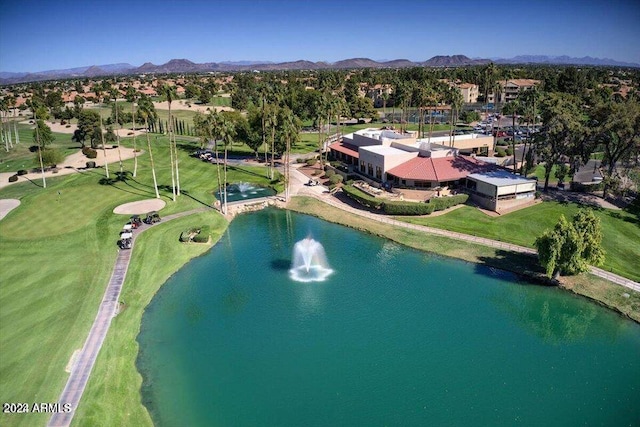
<box><xmin>289</xmin><ymin>237</ymin><xmax>333</xmax><ymax>282</ymax></box>
<box><xmin>215</xmin><ymin>182</ymin><xmax>276</xmax><ymax>203</ymax></box>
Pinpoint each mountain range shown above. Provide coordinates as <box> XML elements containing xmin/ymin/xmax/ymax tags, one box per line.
<box><xmin>1</xmin><ymin>55</ymin><xmax>638</xmax><ymax>85</ymax></box>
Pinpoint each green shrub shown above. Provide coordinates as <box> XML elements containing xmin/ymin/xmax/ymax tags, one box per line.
<box><xmin>17</xmin><ymin>169</ymin><xmax>27</xmax><ymax>176</ymax></box>
<box><xmin>306</xmin><ymin>158</ymin><xmax>317</xmax><ymax>166</ymax></box>
<box><xmin>383</xmin><ymin>201</ymin><xmax>435</xmax><ymax>215</ymax></box>
<box><xmin>193</xmin><ymin>225</ymin><xmax>210</xmax><ymax>243</ymax></box>
<box><xmin>324</xmin><ymin>169</ymin><xmax>335</xmax><ymax>179</ymax></box>
<box><xmin>329</xmin><ymin>174</ymin><xmax>343</xmax><ymax>185</ymax></box>
<box><xmin>8</xmin><ymin>174</ymin><xmax>18</xmax><ymax>183</ymax></box>
<box><xmin>506</xmin><ymin>147</ymin><xmax>514</xmax><ymax>156</ymax></box>
<box><xmin>82</xmin><ymin>146</ymin><xmax>98</xmax><ymax>159</ymax></box>
<box><xmin>495</xmin><ymin>149</ymin><xmax>506</xmax><ymax>158</ymax></box>
<box><xmin>428</xmin><ymin>194</ymin><xmax>469</xmax><ymax>211</ymax></box>
<box><xmin>342</xmin><ymin>185</ymin><xmax>383</xmax><ymax>209</ymax></box>
<box><xmin>86</xmin><ymin>161</ymin><xmax>96</xmax><ymax>168</ymax></box>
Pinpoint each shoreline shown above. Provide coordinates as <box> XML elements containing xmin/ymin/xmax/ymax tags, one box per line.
<box><xmin>74</xmin><ymin>198</ymin><xmax>639</xmax><ymax>425</ymax></box>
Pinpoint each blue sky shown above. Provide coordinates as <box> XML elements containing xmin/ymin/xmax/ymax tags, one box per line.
<box><xmin>1</xmin><ymin>0</ymin><xmax>639</xmax><ymax>72</ymax></box>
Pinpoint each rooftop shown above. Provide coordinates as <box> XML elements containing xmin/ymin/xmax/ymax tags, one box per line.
<box><xmin>360</xmin><ymin>145</ymin><xmax>409</xmax><ymax>156</ymax></box>
<box><xmin>387</xmin><ymin>155</ymin><xmax>491</xmax><ymax>182</ymax></box>
<box><xmin>467</xmin><ymin>170</ymin><xmax>537</xmax><ymax>186</ymax></box>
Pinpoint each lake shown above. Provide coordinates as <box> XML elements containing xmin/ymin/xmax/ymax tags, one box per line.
<box><xmin>137</xmin><ymin>209</ymin><xmax>640</xmax><ymax>426</ymax></box>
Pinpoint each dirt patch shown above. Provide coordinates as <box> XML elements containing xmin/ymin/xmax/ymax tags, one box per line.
<box><xmin>0</xmin><ymin>199</ymin><xmax>20</xmax><ymax>220</ymax></box>
<box><xmin>113</xmin><ymin>198</ymin><xmax>166</xmax><ymax>214</ymax></box>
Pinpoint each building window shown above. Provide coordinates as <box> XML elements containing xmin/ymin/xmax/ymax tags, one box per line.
<box><xmin>375</xmin><ymin>166</ymin><xmax>382</xmax><ymax>179</ymax></box>
<box><xmin>368</xmin><ymin>163</ymin><xmax>373</xmax><ymax>176</ymax></box>
<box><xmin>360</xmin><ymin>161</ymin><xmax>365</xmax><ymax>172</ymax></box>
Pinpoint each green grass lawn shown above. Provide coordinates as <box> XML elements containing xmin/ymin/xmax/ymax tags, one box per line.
<box><xmin>0</xmin><ymin>122</ymin><xmax>80</xmax><ymax>173</ymax></box>
<box><xmin>0</xmin><ymin>130</ymin><xmax>274</xmax><ymax>427</ymax></box>
<box><xmin>398</xmin><ymin>202</ymin><xmax>640</xmax><ymax>282</ymax></box>
<box><xmin>74</xmin><ymin>211</ymin><xmax>228</xmax><ymax>427</ymax></box>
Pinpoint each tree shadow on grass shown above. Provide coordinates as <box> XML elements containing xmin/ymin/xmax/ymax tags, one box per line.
<box><xmin>157</xmin><ymin>185</ymin><xmax>212</xmax><ymax>208</ymax></box>
<box><xmin>474</xmin><ymin>249</ymin><xmax>552</xmax><ymax>286</ymax></box>
<box><xmin>99</xmin><ymin>171</ymin><xmax>157</xmax><ymax>198</ymax></box>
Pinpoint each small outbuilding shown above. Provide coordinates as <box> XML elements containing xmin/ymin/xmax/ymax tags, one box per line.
<box><xmin>466</xmin><ymin>170</ymin><xmax>537</xmax><ymax>213</ymax></box>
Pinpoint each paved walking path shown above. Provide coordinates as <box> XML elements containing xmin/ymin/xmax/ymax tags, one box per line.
<box><xmin>289</xmin><ymin>166</ymin><xmax>640</xmax><ymax>293</ymax></box>
<box><xmin>48</xmin><ymin>207</ymin><xmax>210</xmax><ymax>427</ymax></box>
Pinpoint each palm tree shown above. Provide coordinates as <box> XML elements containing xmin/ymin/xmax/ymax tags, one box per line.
<box><xmin>160</xmin><ymin>84</ymin><xmax>179</xmax><ymax>201</ymax></box>
<box><xmin>99</xmin><ymin>115</ymin><xmax>110</xmax><ymax>179</ymax></box>
<box><xmin>503</xmin><ymin>100</ymin><xmax>521</xmax><ymax>173</ymax></box>
<box><xmin>109</xmin><ymin>87</ymin><xmax>124</xmax><ymax>173</ymax></box>
<box><xmin>265</xmin><ymin>103</ymin><xmax>279</xmax><ymax>180</ymax></box>
<box><xmin>216</xmin><ymin>114</ymin><xmax>235</xmax><ymax>214</ymax></box>
<box><xmin>280</xmin><ymin>107</ymin><xmax>301</xmax><ymax>202</ymax></box>
<box><xmin>126</xmin><ymin>86</ymin><xmax>139</xmax><ymax>177</ymax></box>
<box><xmin>137</xmin><ymin>97</ymin><xmax>160</xmax><ymax>198</ymax></box>
<box><xmin>33</xmin><ymin>110</ymin><xmax>46</xmax><ymax>188</ymax></box>
<box><xmin>519</xmin><ymin>87</ymin><xmax>541</xmax><ymax>176</ymax></box>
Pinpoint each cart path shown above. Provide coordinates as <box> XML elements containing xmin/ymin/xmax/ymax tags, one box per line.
<box><xmin>48</xmin><ymin>207</ymin><xmax>210</xmax><ymax>427</ymax></box>
<box><xmin>289</xmin><ymin>166</ymin><xmax>640</xmax><ymax>293</ymax></box>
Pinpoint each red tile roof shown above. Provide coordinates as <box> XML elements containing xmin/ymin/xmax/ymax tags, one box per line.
<box><xmin>387</xmin><ymin>155</ymin><xmax>491</xmax><ymax>182</ymax></box>
<box><xmin>329</xmin><ymin>141</ymin><xmax>359</xmax><ymax>159</ymax></box>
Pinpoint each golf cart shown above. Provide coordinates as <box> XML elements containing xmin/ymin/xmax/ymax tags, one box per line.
<box><xmin>118</xmin><ymin>230</ymin><xmax>133</xmax><ymax>249</ymax></box>
<box><xmin>130</xmin><ymin>215</ymin><xmax>142</xmax><ymax>228</ymax></box>
<box><xmin>144</xmin><ymin>211</ymin><xmax>161</xmax><ymax>224</ymax></box>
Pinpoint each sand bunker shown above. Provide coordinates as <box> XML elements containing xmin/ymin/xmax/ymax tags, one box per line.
<box><xmin>113</xmin><ymin>198</ymin><xmax>166</xmax><ymax>215</ymax></box>
<box><xmin>0</xmin><ymin>199</ymin><xmax>21</xmax><ymax>221</ymax></box>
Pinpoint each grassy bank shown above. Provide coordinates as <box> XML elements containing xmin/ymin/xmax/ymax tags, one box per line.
<box><xmin>287</xmin><ymin>196</ymin><xmax>640</xmax><ymax>322</ymax></box>
<box><xmin>73</xmin><ymin>211</ymin><xmax>228</xmax><ymax>427</ymax></box>
<box><xmin>398</xmin><ymin>203</ymin><xmax>640</xmax><ymax>282</ymax></box>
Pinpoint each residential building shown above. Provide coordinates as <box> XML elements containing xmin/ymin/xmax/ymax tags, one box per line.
<box><xmin>457</xmin><ymin>83</ymin><xmax>479</xmax><ymax>103</ymax></box>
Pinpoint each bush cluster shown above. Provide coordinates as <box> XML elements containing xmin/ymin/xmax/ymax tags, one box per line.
<box><xmin>180</xmin><ymin>226</ymin><xmax>211</xmax><ymax>243</ymax></box>
<box><xmin>86</xmin><ymin>161</ymin><xmax>96</xmax><ymax>168</ymax></box>
<box><xmin>17</xmin><ymin>170</ymin><xmax>28</xmax><ymax>176</ymax></box>
<box><xmin>342</xmin><ymin>185</ymin><xmax>469</xmax><ymax>215</ymax></box>
<box><xmin>329</xmin><ymin>174</ymin><xmax>343</xmax><ymax>185</ymax></box>
<box><xmin>82</xmin><ymin>146</ymin><xmax>98</xmax><ymax>159</ymax></box>
<box><xmin>8</xmin><ymin>175</ymin><xmax>18</xmax><ymax>183</ymax></box>
<box><xmin>324</xmin><ymin>169</ymin><xmax>335</xmax><ymax>179</ymax></box>
<box><xmin>306</xmin><ymin>158</ymin><xmax>317</xmax><ymax>166</ymax></box>
<box><xmin>193</xmin><ymin>225</ymin><xmax>210</xmax><ymax>243</ymax></box>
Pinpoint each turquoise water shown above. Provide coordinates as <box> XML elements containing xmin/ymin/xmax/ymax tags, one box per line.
<box><xmin>214</xmin><ymin>182</ymin><xmax>276</xmax><ymax>203</ymax></box>
<box><xmin>137</xmin><ymin>209</ymin><xmax>640</xmax><ymax>426</ymax></box>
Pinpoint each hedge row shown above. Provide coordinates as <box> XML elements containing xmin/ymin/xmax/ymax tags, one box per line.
<box><xmin>341</xmin><ymin>185</ymin><xmax>384</xmax><ymax>209</ymax></box>
<box><xmin>342</xmin><ymin>185</ymin><xmax>469</xmax><ymax>216</ymax></box>
<box><xmin>383</xmin><ymin>200</ymin><xmax>435</xmax><ymax>215</ymax></box>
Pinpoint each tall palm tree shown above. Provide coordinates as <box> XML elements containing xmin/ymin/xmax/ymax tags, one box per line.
<box><xmin>160</xmin><ymin>84</ymin><xmax>179</xmax><ymax>201</ymax></box>
<box><xmin>448</xmin><ymin>86</ymin><xmax>464</xmax><ymax>147</ymax></box>
<box><xmin>502</xmin><ymin>100</ymin><xmax>521</xmax><ymax>173</ymax></box>
<box><xmin>98</xmin><ymin>115</ymin><xmax>110</xmax><ymax>179</ymax></box>
<box><xmin>33</xmin><ymin>110</ymin><xmax>46</xmax><ymax>188</ymax></box>
<box><xmin>280</xmin><ymin>107</ymin><xmax>301</xmax><ymax>202</ymax></box>
<box><xmin>137</xmin><ymin>97</ymin><xmax>160</xmax><ymax>198</ymax></box>
<box><xmin>265</xmin><ymin>103</ymin><xmax>279</xmax><ymax>180</ymax></box>
<box><xmin>109</xmin><ymin>87</ymin><xmax>124</xmax><ymax>173</ymax></box>
<box><xmin>216</xmin><ymin>114</ymin><xmax>235</xmax><ymax>214</ymax></box>
<box><xmin>126</xmin><ymin>86</ymin><xmax>139</xmax><ymax>177</ymax></box>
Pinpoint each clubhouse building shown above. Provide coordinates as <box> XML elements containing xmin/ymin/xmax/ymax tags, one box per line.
<box><xmin>330</xmin><ymin>128</ymin><xmax>536</xmax><ymax>212</ymax></box>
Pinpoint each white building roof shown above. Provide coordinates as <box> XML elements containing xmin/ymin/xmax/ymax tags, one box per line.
<box><xmin>468</xmin><ymin>170</ymin><xmax>537</xmax><ymax>187</ymax></box>
<box><xmin>360</xmin><ymin>145</ymin><xmax>408</xmax><ymax>156</ymax></box>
